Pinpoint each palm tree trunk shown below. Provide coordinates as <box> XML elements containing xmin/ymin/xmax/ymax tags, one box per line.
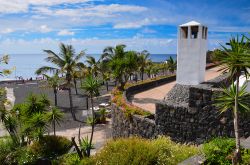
<box><xmin>106</xmin><ymin>81</ymin><xmax>109</xmax><ymax>91</ymax></box>
<box><xmin>54</xmin><ymin>88</ymin><xmax>57</xmax><ymax>106</ymax></box>
<box><xmin>233</xmin><ymin>75</ymin><xmax>241</xmax><ymax>164</ymax></box>
<box><xmin>86</xmin><ymin>96</ymin><xmax>89</xmax><ymax>109</ymax></box>
<box><xmin>87</xmin><ymin>96</ymin><xmax>95</xmax><ymax>157</ymax></box>
<box><xmin>53</xmin><ymin>119</ymin><xmax>56</xmax><ymax>136</ymax></box>
<box><xmin>68</xmin><ymin>87</ymin><xmax>75</xmax><ymax>120</ymax></box>
<box><xmin>141</xmin><ymin>70</ymin><xmax>144</xmax><ymax>81</ymax></box>
<box><xmin>74</xmin><ymin>78</ymin><xmax>78</xmax><ymax>94</ymax></box>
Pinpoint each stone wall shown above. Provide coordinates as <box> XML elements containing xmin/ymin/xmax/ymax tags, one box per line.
<box><xmin>111</xmin><ymin>75</ymin><xmax>176</xmax><ymax>139</ymax></box>
<box><xmin>156</xmin><ymin>73</ymin><xmax>250</xmax><ymax>144</ymax></box>
<box><xmin>111</xmin><ymin>73</ymin><xmax>250</xmax><ymax>144</ymax></box>
<box><xmin>111</xmin><ymin>103</ymin><xmax>157</xmax><ymax>138</ymax></box>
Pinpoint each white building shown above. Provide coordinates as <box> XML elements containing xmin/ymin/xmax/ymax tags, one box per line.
<box><xmin>239</xmin><ymin>75</ymin><xmax>250</xmax><ymax>92</ymax></box>
<box><xmin>177</xmin><ymin>21</ymin><xmax>208</xmax><ymax>85</ymax></box>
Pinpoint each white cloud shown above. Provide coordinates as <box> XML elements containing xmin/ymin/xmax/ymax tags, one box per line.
<box><xmin>114</xmin><ymin>18</ymin><xmax>151</xmax><ymax>29</ymax></box>
<box><xmin>57</xmin><ymin>29</ymin><xmax>74</xmax><ymax>36</ymax></box>
<box><xmin>28</xmin><ymin>0</ymin><xmax>95</xmax><ymax>6</ymax></box>
<box><xmin>0</xmin><ymin>37</ymin><xmax>176</xmax><ymax>54</ymax></box>
<box><xmin>85</xmin><ymin>4</ymin><xmax>147</xmax><ymax>13</ymax></box>
<box><xmin>34</xmin><ymin>4</ymin><xmax>147</xmax><ymax>17</ymax></box>
<box><xmin>1</xmin><ymin>28</ymin><xmax>14</xmax><ymax>34</ymax></box>
<box><xmin>0</xmin><ymin>0</ymin><xmax>97</xmax><ymax>13</ymax></box>
<box><xmin>39</xmin><ymin>25</ymin><xmax>51</xmax><ymax>33</ymax></box>
<box><xmin>0</xmin><ymin>1</ymin><xmax>28</xmax><ymax>13</ymax></box>
<box><xmin>209</xmin><ymin>26</ymin><xmax>250</xmax><ymax>33</ymax></box>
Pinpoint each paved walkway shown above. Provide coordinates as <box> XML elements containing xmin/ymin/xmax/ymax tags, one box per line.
<box><xmin>54</xmin><ymin>121</ymin><xmax>112</xmax><ymax>155</ymax></box>
<box><xmin>131</xmin><ymin>67</ymin><xmax>223</xmax><ymax>114</ymax></box>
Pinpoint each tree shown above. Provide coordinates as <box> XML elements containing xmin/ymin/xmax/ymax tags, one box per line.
<box><xmin>166</xmin><ymin>56</ymin><xmax>177</xmax><ymax>74</ymax></box>
<box><xmin>42</xmin><ymin>73</ymin><xmax>61</xmax><ymax>106</ymax></box>
<box><xmin>27</xmin><ymin>112</ymin><xmax>48</xmax><ymax>141</ymax></box>
<box><xmin>98</xmin><ymin>59</ymin><xmax>111</xmax><ymax>91</ymax></box>
<box><xmin>0</xmin><ymin>55</ymin><xmax>11</xmax><ymax>76</ymax></box>
<box><xmin>45</xmin><ymin>106</ymin><xmax>64</xmax><ymax>136</ymax></box>
<box><xmin>137</xmin><ymin>50</ymin><xmax>150</xmax><ymax>81</ymax></box>
<box><xmin>36</xmin><ymin>43</ymin><xmax>85</xmax><ymax>120</ymax></box>
<box><xmin>86</xmin><ymin>56</ymin><xmax>100</xmax><ymax>77</ymax></box>
<box><xmin>103</xmin><ymin>45</ymin><xmax>138</xmax><ymax>90</ymax></box>
<box><xmin>214</xmin><ymin>35</ymin><xmax>250</xmax><ymax>163</ymax></box>
<box><xmin>81</xmin><ymin>75</ymin><xmax>101</xmax><ymax>157</ymax></box>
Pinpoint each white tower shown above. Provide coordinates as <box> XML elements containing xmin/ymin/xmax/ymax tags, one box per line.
<box><xmin>177</xmin><ymin>21</ymin><xmax>208</xmax><ymax>85</ymax></box>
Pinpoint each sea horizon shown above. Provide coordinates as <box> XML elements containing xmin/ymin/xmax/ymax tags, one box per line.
<box><xmin>1</xmin><ymin>53</ymin><xmax>177</xmax><ymax>80</ymax></box>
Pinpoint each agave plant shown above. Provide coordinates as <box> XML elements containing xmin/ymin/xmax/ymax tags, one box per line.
<box><xmin>79</xmin><ymin>136</ymin><xmax>95</xmax><ymax>157</ymax></box>
<box><xmin>214</xmin><ymin>35</ymin><xmax>250</xmax><ymax>163</ymax></box>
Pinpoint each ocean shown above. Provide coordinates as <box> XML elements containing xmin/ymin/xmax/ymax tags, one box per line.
<box><xmin>1</xmin><ymin>54</ymin><xmax>176</xmax><ymax>80</ymax></box>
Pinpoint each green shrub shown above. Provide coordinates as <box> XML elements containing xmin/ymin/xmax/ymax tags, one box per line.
<box><xmin>203</xmin><ymin>137</ymin><xmax>236</xmax><ymax>164</ymax></box>
<box><xmin>242</xmin><ymin>149</ymin><xmax>250</xmax><ymax>165</ymax></box>
<box><xmin>57</xmin><ymin>153</ymin><xmax>81</xmax><ymax>165</ymax></box>
<box><xmin>152</xmin><ymin>136</ymin><xmax>198</xmax><ymax>165</ymax></box>
<box><xmin>0</xmin><ymin>136</ymin><xmax>15</xmax><ymax>163</ymax></box>
<box><xmin>55</xmin><ymin>153</ymin><xmax>94</xmax><ymax>165</ymax></box>
<box><xmin>92</xmin><ymin>136</ymin><xmax>198</xmax><ymax>165</ymax></box>
<box><xmin>29</xmin><ymin>135</ymin><xmax>72</xmax><ymax>160</ymax></box>
<box><xmin>5</xmin><ymin>147</ymin><xmax>38</xmax><ymax>165</ymax></box>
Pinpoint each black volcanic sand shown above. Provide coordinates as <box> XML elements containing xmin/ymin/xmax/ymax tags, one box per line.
<box><xmin>1</xmin><ymin>80</ymin><xmax>115</xmax><ymax>131</ymax></box>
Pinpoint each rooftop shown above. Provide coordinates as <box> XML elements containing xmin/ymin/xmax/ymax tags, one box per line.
<box><xmin>180</xmin><ymin>21</ymin><xmax>203</xmax><ymax>27</ymax></box>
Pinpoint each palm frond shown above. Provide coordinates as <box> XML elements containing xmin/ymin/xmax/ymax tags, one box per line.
<box><xmin>35</xmin><ymin>66</ymin><xmax>59</xmax><ymax>75</ymax></box>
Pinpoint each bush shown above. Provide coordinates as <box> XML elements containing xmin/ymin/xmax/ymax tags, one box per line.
<box><xmin>29</xmin><ymin>135</ymin><xmax>72</xmax><ymax>160</ymax></box>
<box><xmin>111</xmin><ymin>88</ymin><xmax>151</xmax><ymax>117</ymax></box>
<box><xmin>55</xmin><ymin>153</ymin><xmax>94</xmax><ymax>165</ymax></box>
<box><xmin>92</xmin><ymin>136</ymin><xmax>198</xmax><ymax>165</ymax></box>
<box><xmin>4</xmin><ymin>147</ymin><xmax>38</xmax><ymax>165</ymax></box>
<box><xmin>203</xmin><ymin>137</ymin><xmax>235</xmax><ymax>164</ymax></box>
<box><xmin>0</xmin><ymin>136</ymin><xmax>15</xmax><ymax>163</ymax></box>
<box><xmin>203</xmin><ymin>137</ymin><xmax>250</xmax><ymax>165</ymax></box>
<box><xmin>57</xmin><ymin>153</ymin><xmax>81</xmax><ymax>165</ymax></box>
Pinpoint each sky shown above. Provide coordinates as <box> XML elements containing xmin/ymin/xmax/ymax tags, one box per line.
<box><xmin>0</xmin><ymin>0</ymin><xmax>249</xmax><ymax>54</ymax></box>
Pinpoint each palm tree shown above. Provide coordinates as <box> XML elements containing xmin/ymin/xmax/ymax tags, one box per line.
<box><xmin>214</xmin><ymin>35</ymin><xmax>250</xmax><ymax>163</ymax></box>
<box><xmin>42</xmin><ymin>73</ymin><xmax>61</xmax><ymax>106</ymax></box>
<box><xmin>45</xmin><ymin>106</ymin><xmax>64</xmax><ymax>136</ymax></box>
<box><xmin>81</xmin><ymin>75</ymin><xmax>101</xmax><ymax>157</ymax></box>
<box><xmin>138</xmin><ymin>50</ymin><xmax>150</xmax><ymax>81</ymax></box>
<box><xmin>86</xmin><ymin>56</ymin><xmax>99</xmax><ymax>77</ymax></box>
<box><xmin>36</xmin><ymin>43</ymin><xmax>85</xmax><ymax>120</ymax></box>
<box><xmin>103</xmin><ymin>45</ymin><xmax>138</xmax><ymax>90</ymax></box>
<box><xmin>166</xmin><ymin>56</ymin><xmax>177</xmax><ymax>74</ymax></box>
<box><xmin>0</xmin><ymin>55</ymin><xmax>11</xmax><ymax>76</ymax></box>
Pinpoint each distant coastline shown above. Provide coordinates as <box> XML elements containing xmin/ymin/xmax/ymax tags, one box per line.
<box><xmin>1</xmin><ymin>54</ymin><xmax>177</xmax><ymax>80</ymax></box>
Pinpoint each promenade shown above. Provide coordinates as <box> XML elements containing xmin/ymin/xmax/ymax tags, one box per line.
<box><xmin>131</xmin><ymin>67</ymin><xmax>223</xmax><ymax>113</ymax></box>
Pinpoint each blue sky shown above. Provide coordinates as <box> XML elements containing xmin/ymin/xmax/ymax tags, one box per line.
<box><xmin>0</xmin><ymin>0</ymin><xmax>249</xmax><ymax>54</ymax></box>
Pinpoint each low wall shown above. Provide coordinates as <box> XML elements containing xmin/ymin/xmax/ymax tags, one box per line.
<box><xmin>111</xmin><ymin>103</ymin><xmax>157</xmax><ymax>138</ymax></box>
<box><xmin>111</xmin><ymin>72</ymin><xmax>250</xmax><ymax>144</ymax></box>
<box><xmin>156</xmin><ymin>74</ymin><xmax>250</xmax><ymax>143</ymax></box>
<box><xmin>125</xmin><ymin>75</ymin><xmax>176</xmax><ymax>97</ymax></box>
<box><xmin>111</xmin><ymin>75</ymin><xmax>176</xmax><ymax>139</ymax></box>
